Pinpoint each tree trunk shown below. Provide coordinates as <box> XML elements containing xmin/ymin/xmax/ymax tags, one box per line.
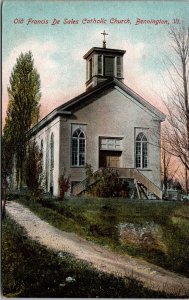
<box><xmin>17</xmin><ymin>167</ymin><xmax>22</xmax><ymax>191</ymax></box>
<box><xmin>2</xmin><ymin>186</ymin><xmax>7</xmax><ymax>219</ymax></box>
<box><xmin>185</xmin><ymin>166</ymin><xmax>188</xmax><ymax>195</ymax></box>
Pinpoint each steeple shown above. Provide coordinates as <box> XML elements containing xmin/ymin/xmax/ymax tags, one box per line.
<box><xmin>83</xmin><ymin>32</ymin><xmax>126</xmax><ymax>90</ymax></box>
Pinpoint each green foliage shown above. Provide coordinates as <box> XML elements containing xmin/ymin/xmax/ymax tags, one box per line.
<box><xmin>84</xmin><ymin>205</ymin><xmax>119</xmax><ymax>241</ymax></box>
<box><xmin>15</xmin><ymin>195</ymin><xmax>189</xmax><ymax>277</ymax></box>
<box><xmin>86</xmin><ymin>167</ymin><xmax>124</xmax><ymax>197</ymax></box>
<box><xmin>2</xmin><ymin>133</ymin><xmax>14</xmax><ymax>180</ymax></box>
<box><xmin>85</xmin><ymin>163</ymin><xmax>93</xmax><ymax>177</ymax></box>
<box><xmin>2</xmin><ymin>133</ymin><xmax>15</xmax><ymax>217</ymax></box>
<box><xmin>24</xmin><ymin>140</ymin><xmax>43</xmax><ymax>196</ymax></box>
<box><xmin>3</xmin><ymin>51</ymin><xmax>41</xmax><ymax>188</ymax></box>
<box><xmin>2</xmin><ymin>217</ymin><xmax>172</xmax><ymax>298</ymax></box>
<box><xmin>59</xmin><ymin>171</ymin><xmax>70</xmax><ymax>199</ymax></box>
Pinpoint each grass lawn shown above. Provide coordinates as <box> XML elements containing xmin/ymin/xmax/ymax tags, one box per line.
<box><xmin>2</xmin><ymin>216</ymin><xmax>175</xmax><ymax>298</ymax></box>
<box><xmin>13</xmin><ymin>194</ymin><xmax>189</xmax><ymax>277</ymax></box>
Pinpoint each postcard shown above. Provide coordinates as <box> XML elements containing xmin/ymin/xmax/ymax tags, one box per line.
<box><xmin>2</xmin><ymin>0</ymin><xmax>189</xmax><ymax>298</ymax></box>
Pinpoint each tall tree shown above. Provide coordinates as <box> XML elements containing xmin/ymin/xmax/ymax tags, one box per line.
<box><xmin>161</xmin><ymin>140</ymin><xmax>180</xmax><ymax>192</ymax></box>
<box><xmin>24</xmin><ymin>140</ymin><xmax>43</xmax><ymax>196</ymax></box>
<box><xmin>1</xmin><ymin>132</ymin><xmax>14</xmax><ymax>218</ymax></box>
<box><xmin>3</xmin><ymin>51</ymin><xmax>41</xmax><ymax>189</ymax></box>
<box><xmin>163</xmin><ymin>26</ymin><xmax>189</xmax><ymax>191</ymax></box>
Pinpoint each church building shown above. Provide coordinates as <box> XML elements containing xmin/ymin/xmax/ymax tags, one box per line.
<box><xmin>29</xmin><ymin>32</ymin><xmax>165</xmax><ymax>199</ymax></box>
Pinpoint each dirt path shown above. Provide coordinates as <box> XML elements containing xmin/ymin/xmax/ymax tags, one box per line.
<box><xmin>6</xmin><ymin>201</ymin><xmax>189</xmax><ymax>296</ymax></box>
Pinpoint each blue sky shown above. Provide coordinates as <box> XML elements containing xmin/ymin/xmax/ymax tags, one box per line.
<box><xmin>2</xmin><ymin>0</ymin><xmax>189</xmax><ymax>121</ymax></box>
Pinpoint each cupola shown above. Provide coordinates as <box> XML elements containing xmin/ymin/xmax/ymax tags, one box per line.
<box><xmin>83</xmin><ymin>31</ymin><xmax>126</xmax><ymax>90</ymax></box>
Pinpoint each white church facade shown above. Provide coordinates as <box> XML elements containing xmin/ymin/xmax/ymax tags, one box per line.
<box><xmin>29</xmin><ymin>37</ymin><xmax>165</xmax><ymax>198</ymax></box>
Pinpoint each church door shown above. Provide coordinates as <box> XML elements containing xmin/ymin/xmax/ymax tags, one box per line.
<box><xmin>99</xmin><ymin>151</ymin><xmax>121</xmax><ymax>168</ymax></box>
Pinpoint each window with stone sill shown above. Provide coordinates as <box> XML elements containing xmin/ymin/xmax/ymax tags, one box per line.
<box><xmin>40</xmin><ymin>139</ymin><xmax>43</xmax><ymax>172</ymax></box>
<box><xmin>50</xmin><ymin>133</ymin><xmax>54</xmax><ymax>170</ymax></box>
<box><xmin>72</xmin><ymin>129</ymin><xmax>86</xmax><ymax>167</ymax></box>
<box><xmin>136</xmin><ymin>132</ymin><xmax>148</xmax><ymax>169</ymax></box>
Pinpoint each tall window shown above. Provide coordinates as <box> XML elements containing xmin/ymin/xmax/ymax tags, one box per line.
<box><xmin>72</xmin><ymin>129</ymin><xmax>86</xmax><ymax>167</ymax></box>
<box><xmin>50</xmin><ymin>133</ymin><xmax>54</xmax><ymax>170</ymax></box>
<box><xmin>40</xmin><ymin>139</ymin><xmax>43</xmax><ymax>172</ymax></box>
<box><xmin>136</xmin><ymin>133</ymin><xmax>148</xmax><ymax>168</ymax></box>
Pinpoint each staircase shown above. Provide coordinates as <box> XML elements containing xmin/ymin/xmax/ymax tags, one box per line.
<box><xmin>72</xmin><ymin>168</ymin><xmax>162</xmax><ymax>199</ymax></box>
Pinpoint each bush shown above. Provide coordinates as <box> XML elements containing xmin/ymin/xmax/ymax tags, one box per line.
<box><xmin>59</xmin><ymin>173</ymin><xmax>70</xmax><ymax>199</ymax></box>
<box><xmin>85</xmin><ymin>167</ymin><xmax>122</xmax><ymax>197</ymax></box>
<box><xmin>24</xmin><ymin>140</ymin><xmax>44</xmax><ymax>196</ymax></box>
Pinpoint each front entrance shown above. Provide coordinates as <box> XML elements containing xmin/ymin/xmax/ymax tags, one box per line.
<box><xmin>99</xmin><ymin>151</ymin><xmax>121</xmax><ymax>168</ymax></box>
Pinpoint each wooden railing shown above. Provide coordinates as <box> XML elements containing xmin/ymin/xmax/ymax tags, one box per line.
<box><xmin>72</xmin><ymin>167</ymin><xmax>162</xmax><ymax>199</ymax></box>
<box><xmin>116</xmin><ymin>168</ymin><xmax>162</xmax><ymax>199</ymax></box>
<box><xmin>72</xmin><ymin>168</ymin><xmax>103</xmax><ymax>196</ymax></box>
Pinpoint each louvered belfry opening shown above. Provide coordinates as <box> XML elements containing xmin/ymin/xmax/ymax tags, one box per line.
<box><xmin>83</xmin><ymin>45</ymin><xmax>126</xmax><ymax>90</ymax></box>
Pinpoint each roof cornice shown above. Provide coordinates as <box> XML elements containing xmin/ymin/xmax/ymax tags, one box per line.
<box><xmin>83</xmin><ymin>47</ymin><xmax>126</xmax><ymax>59</ymax></box>
<box><xmin>28</xmin><ymin>110</ymin><xmax>71</xmax><ymax>137</ymax></box>
<box><xmin>28</xmin><ymin>79</ymin><xmax>115</xmax><ymax>136</ymax></box>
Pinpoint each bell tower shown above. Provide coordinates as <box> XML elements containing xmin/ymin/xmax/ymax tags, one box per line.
<box><xmin>83</xmin><ymin>31</ymin><xmax>126</xmax><ymax>90</ymax></box>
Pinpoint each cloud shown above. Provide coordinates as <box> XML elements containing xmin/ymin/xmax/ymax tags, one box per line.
<box><xmin>2</xmin><ymin>39</ymin><xmax>85</xmax><ymax>124</ymax></box>
<box><xmin>117</xmin><ymin>39</ymin><xmax>167</xmax><ymax>112</ymax></box>
<box><xmin>3</xmin><ymin>36</ymin><xmax>170</xmax><ymax>126</ymax></box>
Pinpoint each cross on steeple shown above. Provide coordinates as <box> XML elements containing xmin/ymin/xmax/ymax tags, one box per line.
<box><xmin>101</xmin><ymin>30</ymin><xmax>108</xmax><ymax>48</ymax></box>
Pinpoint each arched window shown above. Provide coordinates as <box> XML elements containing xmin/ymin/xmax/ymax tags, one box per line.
<box><xmin>50</xmin><ymin>133</ymin><xmax>54</xmax><ymax>170</ymax></box>
<box><xmin>136</xmin><ymin>133</ymin><xmax>148</xmax><ymax>168</ymax></box>
<box><xmin>40</xmin><ymin>139</ymin><xmax>43</xmax><ymax>172</ymax></box>
<box><xmin>72</xmin><ymin>129</ymin><xmax>86</xmax><ymax>167</ymax></box>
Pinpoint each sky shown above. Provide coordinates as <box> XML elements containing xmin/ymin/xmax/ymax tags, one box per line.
<box><xmin>2</xmin><ymin>0</ymin><xmax>189</xmax><ymax>124</ymax></box>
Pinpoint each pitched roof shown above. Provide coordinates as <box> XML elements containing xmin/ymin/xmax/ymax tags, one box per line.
<box><xmin>29</xmin><ymin>78</ymin><xmax>166</xmax><ymax>136</ymax></box>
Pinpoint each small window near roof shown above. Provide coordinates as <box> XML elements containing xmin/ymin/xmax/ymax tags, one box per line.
<box><xmin>98</xmin><ymin>55</ymin><xmax>103</xmax><ymax>75</ymax></box>
<box><xmin>104</xmin><ymin>56</ymin><xmax>114</xmax><ymax>76</ymax></box>
<box><xmin>116</xmin><ymin>56</ymin><xmax>122</xmax><ymax>77</ymax></box>
<box><xmin>88</xmin><ymin>58</ymin><xmax>92</xmax><ymax>80</ymax></box>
